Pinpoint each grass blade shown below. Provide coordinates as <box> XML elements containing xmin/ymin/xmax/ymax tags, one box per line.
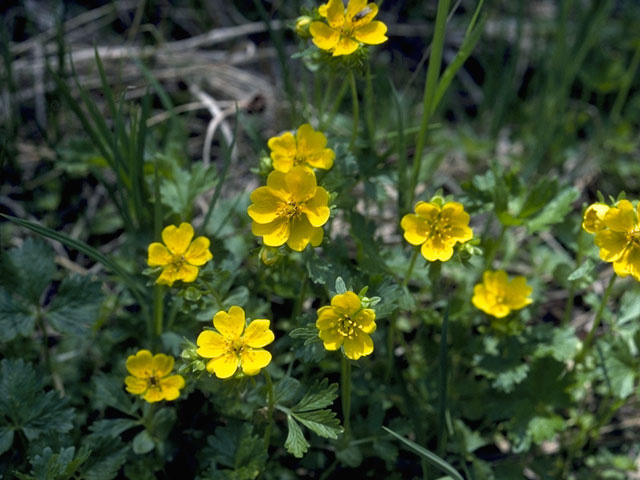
<box><xmin>382</xmin><ymin>426</ymin><xmax>463</xmax><ymax>480</ymax></box>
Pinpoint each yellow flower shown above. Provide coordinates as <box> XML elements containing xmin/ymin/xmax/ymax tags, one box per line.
<box><xmin>400</xmin><ymin>201</ymin><xmax>473</xmax><ymax>262</ymax></box>
<box><xmin>316</xmin><ymin>291</ymin><xmax>376</xmax><ymax>360</ymax></box>
<box><xmin>310</xmin><ymin>0</ymin><xmax>388</xmax><ymax>56</ymax></box>
<box><xmin>147</xmin><ymin>223</ymin><xmax>213</xmax><ymax>286</ymax></box>
<box><xmin>472</xmin><ymin>270</ymin><xmax>533</xmax><ymax>319</ymax></box>
<box><xmin>247</xmin><ymin>166</ymin><xmax>330</xmax><ymax>251</ymax></box>
<box><xmin>582</xmin><ymin>202</ymin><xmax>610</xmax><ymax>234</ymax></box>
<box><xmin>124</xmin><ymin>350</ymin><xmax>185</xmax><ymax>403</ymax></box>
<box><xmin>268</xmin><ymin>124</ymin><xmax>335</xmax><ymax>173</ymax></box>
<box><xmin>592</xmin><ymin>199</ymin><xmax>640</xmax><ymax>280</ymax></box>
<box><xmin>196</xmin><ymin>306</ymin><xmax>274</xmax><ymax>379</ymax></box>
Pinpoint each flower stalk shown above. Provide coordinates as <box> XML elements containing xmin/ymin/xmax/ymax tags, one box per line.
<box><xmin>341</xmin><ymin>355</ymin><xmax>352</xmax><ymax>439</ymax></box>
<box><xmin>575</xmin><ymin>274</ymin><xmax>616</xmax><ymax>364</ymax></box>
<box><xmin>348</xmin><ymin>71</ymin><xmax>359</xmax><ymax>151</ymax></box>
<box><xmin>263</xmin><ymin>369</ymin><xmax>275</xmax><ymax>450</ymax></box>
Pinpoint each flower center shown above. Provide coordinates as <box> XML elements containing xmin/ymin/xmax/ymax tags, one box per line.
<box><xmin>627</xmin><ymin>228</ymin><xmax>640</xmax><ymax>246</ymax></box>
<box><xmin>337</xmin><ymin>315</ymin><xmax>357</xmax><ymax>339</ymax></box>
<box><xmin>283</xmin><ymin>201</ymin><xmax>302</xmax><ymax>218</ymax></box>
<box><xmin>148</xmin><ymin>375</ymin><xmax>160</xmax><ymax>388</ymax></box>
<box><xmin>429</xmin><ymin>216</ymin><xmax>452</xmax><ymax>240</ymax></box>
<box><xmin>230</xmin><ymin>338</ymin><xmax>245</xmax><ymax>354</ymax></box>
<box><xmin>170</xmin><ymin>255</ymin><xmax>187</xmax><ymax>269</ymax></box>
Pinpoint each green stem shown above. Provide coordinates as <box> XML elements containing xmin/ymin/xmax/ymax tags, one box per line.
<box><xmin>348</xmin><ymin>71</ymin><xmax>359</xmax><ymax>151</ymax></box>
<box><xmin>292</xmin><ymin>271</ymin><xmax>308</xmax><ymax>321</ymax></box>
<box><xmin>407</xmin><ymin>0</ymin><xmax>450</xmax><ymax>210</ymax></box>
<box><xmin>321</xmin><ymin>75</ymin><xmax>350</xmax><ymax>130</ymax></box>
<box><xmin>611</xmin><ymin>43</ymin><xmax>640</xmax><ymax>121</ymax></box>
<box><xmin>36</xmin><ymin>312</ymin><xmax>55</xmax><ymax>383</ymax></box>
<box><xmin>484</xmin><ymin>223</ymin><xmax>506</xmax><ymax>271</ymax></box>
<box><xmin>403</xmin><ymin>247</ymin><xmax>420</xmax><ymax>288</ymax></box>
<box><xmin>364</xmin><ymin>60</ymin><xmax>375</xmax><ymax>144</ymax></box>
<box><xmin>341</xmin><ymin>356</ymin><xmax>352</xmax><ymax>440</ymax></box>
<box><xmin>436</xmin><ymin>302</ymin><xmax>449</xmax><ymax>456</ymax></box>
<box><xmin>563</xmin><ymin>226</ymin><xmax>585</xmax><ymax>326</ymax></box>
<box><xmin>575</xmin><ymin>274</ymin><xmax>616</xmax><ymax>364</ymax></box>
<box><xmin>263</xmin><ymin>370</ymin><xmax>275</xmax><ymax>450</ymax></box>
<box><xmin>153</xmin><ymin>284</ymin><xmax>165</xmax><ymax>346</ymax></box>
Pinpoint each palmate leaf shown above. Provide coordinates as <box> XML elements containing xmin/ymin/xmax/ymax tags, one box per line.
<box><xmin>0</xmin><ymin>359</ymin><xmax>74</xmax><ymax>454</ymax></box>
<box><xmin>0</xmin><ymin>237</ymin><xmax>55</xmax><ymax>305</ymax></box>
<box><xmin>15</xmin><ymin>446</ymin><xmax>91</xmax><ymax>480</ymax></box>
<box><xmin>202</xmin><ymin>421</ymin><xmax>266</xmax><ymax>478</ymax></box>
<box><xmin>281</xmin><ymin>379</ymin><xmax>343</xmax><ymax>458</ymax></box>
<box><xmin>0</xmin><ymin>287</ymin><xmax>35</xmax><ymax>341</ymax></box>
<box><xmin>47</xmin><ymin>276</ymin><xmax>104</xmax><ymax>335</ymax></box>
<box><xmin>159</xmin><ymin>163</ymin><xmax>217</xmax><ymax>218</ymax></box>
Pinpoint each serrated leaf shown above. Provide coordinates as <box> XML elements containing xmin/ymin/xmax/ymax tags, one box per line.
<box><xmin>46</xmin><ymin>276</ymin><xmax>104</xmax><ymax>335</ymax></box>
<box><xmin>293</xmin><ymin>379</ymin><xmax>339</xmax><ymax>412</ymax></box>
<box><xmin>335</xmin><ymin>277</ymin><xmax>347</xmax><ymax>294</ymax></box>
<box><xmin>88</xmin><ymin>419</ymin><xmax>140</xmax><ymax>440</ymax></box>
<box><xmin>527</xmin><ymin>187</ymin><xmax>579</xmax><ymax>233</ymax></box>
<box><xmin>293</xmin><ymin>409</ymin><xmax>342</xmax><ymax>439</ymax></box>
<box><xmin>204</xmin><ymin>421</ymin><xmax>266</xmax><ymax>474</ymax></box>
<box><xmin>284</xmin><ymin>415</ymin><xmax>309</xmax><ymax>458</ymax></box>
<box><xmin>222</xmin><ymin>286</ymin><xmax>249</xmax><ymax>310</ymax></box>
<box><xmin>617</xmin><ymin>289</ymin><xmax>640</xmax><ymax>325</ymax></box>
<box><xmin>274</xmin><ymin>377</ymin><xmax>302</xmax><ymax>405</ymax></box>
<box><xmin>160</xmin><ymin>163</ymin><xmax>216</xmax><ymax>218</ymax></box>
<box><xmin>532</xmin><ymin>325</ymin><xmax>580</xmax><ymax>362</ymax></box>
<box><xmin>132</xmin><ymin>430</ymin><xmax>155</xmax><ymax>454</ymax></box>
<box><xmin>92</xmin><ymin>373</ymin><xmax>135</xmax><ymax>415</ymax></box>
<box><xmin>150</xmin><ymin>407</ymin><xmax>176</xmax><ymax>440</ymax></box>
<box><xmin>567</xmin><ymin>259</ymin><xmax>595</xmax><ymax>282</ymax></box>
<box><xmin>603</xmin><ymin>346</ymin><xmax>637</xmax><ymax>399</ymax></box>
<box><xmin>0</xmin><ymin>237</ymin><xmax>55</xmax><ymax>305</ymax></box>
<box><xmin>528</xmin><ymin>415</ymin><xmax>565</xmax><ymax>444</ymax></box>
<box><xmin>82</xmin><ymin>436</ymin><xmax>128</xmax><ymax>480</ymax></box>
<box><xmin>0</xmin><ymin>359</ymin><xmax>74</xmax><ymax>445</ymax></box>
<box><xmin>0</xmin><ymin>426</ymin><xmax>14</xmax><ymax>455</ymax></box>
<box><xmin>0</xmin><ymin>287</ymin><xmax>35</xmax><ymax>341</ymax></box>
<box><xmin>336</xmin><ymin>443</ymin><xmax>363</xmax><ymax>467</ymax></box>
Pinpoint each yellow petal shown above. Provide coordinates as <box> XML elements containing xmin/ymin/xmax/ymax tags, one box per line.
<box><xmin>126</xmin><ymin>350</ymin><xmax>153</xmax><ymax>378</ymax></box>
<box><xmin>332</xmin><ymin>36</ymin><xmax>359</xmax><ymax>56</ymax></box>
<box><xmin>296</xmin><ymin>124</ymin><xmax>327</xmax><ymax>155</ymax></box>
<box><xmin>152</xmin><ymin>353</ymin><xmax>174</xmax><ymax>377</ymax></box>
<box><xmin>240</xmin><ymin>348</ymin><xmax>272</xmax><ymax>375</ymax></box>
<box><xmin>162</xmin><ymin>223</ymin><xmax>194</xmax><ymax>255</ymax></box>
<box><xmin>414</xmin><ymin>201</ymin><xmax>440</xmax><ymax>221</ymax></box>
<box><xmin>351</xmin><ymin>3</ymin><xmax>379</xmax><ymax>29</ymax></box>
<box><xmin>272</xmin><ymin>154</ymin><xmax>295</xmax><ymax>173</ymax></box>
<box><xmin>355</xmin><ymin>308</ymin><xmax>376</xmax><ymax>334</ymax></box>
<box><xmin>268</xmin><ymin>131</ymin><xmax>296</xmax><ymax>155</ymax></box>
<box><xmin>143</xmin><ymin>386</ymin><xmax>165</xmax><ymax>403</ymax></box>
<box><xmin>125</xmin><ymin>376</ymin><xmax>148</xmax><ymax>394</ymax></box>
<box><xmin>248</xmin><ymin>187</ymin><xmax>286</xmax><ymax>224</ymax></box>
<box><xmin>265</xmin><ymin>170</ymin><xmax>290</xmax><ymax>194</ymax></box>
<box><xmin>613</xmin><ymin>245</ymin><xmax>640</xmax><ymax>280</ymax></box>
<box><xmin>159</xmin><ymin>375</ymin><xmax>185</xmax><ymax>401</ymax></box>
<box><xmin>252</xmin><ymin>217</ymin><xmax>290</xmax><ymax>247</ymax></box>
<box><xmin>243</xmin><ymin>320</ymin><xmax>275</xmax><ymax>348</ymax></box>
<box><xmin>604</xmin><ymin>199</ymin><xmax>635</xmax><ymax>232</ymax></box>
<box><xmin>595</xmin><ymin>230</ymin><xmax>628</xmax><ymax>262</ymax></box>
<box><xmin>582</xmin><ymin>203</ymin><xmax>610</xmax><ymax>234</ymax></box>
<box><xmin>319</xmin><ymin>328</ymin><xmax>344</xmax><ymax>350</ymax></box>
<box><xmin>325</xmin><ymin>0</ymin><xmax>345</xmax><ymax>28</ymax></box>
<box><xmin>318</xmin><ymin>3</ymin><xmax>328</xmax><ymax>17</ymax></box>
<box><xmin>346</xmin><ymin>0</ymin><xmax>368</xmax><ymax>22</ymax></box>
<box><xmin>156</xmin><ymin>265</ymin><xmax>179</xmax><ymax>286</ymax></box>
<box><xmin>310</xmin><ymin>21</ymin><xmax>340</xmax><ymax>51</ymax></box>
<box><xmin>213</xmin><ymin>307</ymin><xmax>246</xmax><ymax>340</ymax></box>
<box><xmin>207</xmin><ymin>352</ymin><xmax>239</xmax><ymax>379</ymax></box>
<box><xmin>331</xmin><ymin>291</ymin><xmax>361</xmax><ymax>316</ymax></box>
<box><xmin>506</xmin><ymin>277</ymin><xmax>533</xmax><ymax>310</ymax></box>
<box><xmin>354</xmin><ymin>20</ymin><xmax>387</xmax><ymax>45</ymax></box>
<box><xmin>310</xmin><ymin>226</ymin><xmax>324</xmax><ymax>247</ymax></box>
<box><xmin>400</xmin><ymin>214</ymin><xmax>428</xmax><ymax>245</ymax></box>
<box><xmin>421</xmin><ymin>237</ymin><xmax>454</xmax><ymax>262</ymax></box>
<box><xmin>185</xmin><ymin>236</ymin><xmax>213</xmax><ymax>266</ymax></box>
<box><xmin>301</xmin><ymin>187</ymin><xmax>330</xmax><ymax>227</ymax></box>
<box><xmin>148</xmin><ymin>243</ymin><xmax>172</xmax><ymax>267</ymax></box>
<box><xmin>316</xmin><ymin>307</ymin><xmax>340</xmax><ymax>330</ymax></box>
<box><xmin>197</xmin><ymin>330</ymin><xmax>229</xmax><ymax>358</ymax></box>
<box><xmin>175</xmin><ymin>264</ymin><xmax>199</xmax><ymax>283</ymax></box>
<box><xmin>287</xmin><ymin>215</ymin><xmax>316</xmax><ymax>251</ymax></box>
<box><xmin>306</xmin><ymin>148</ymin><xmax>335</xmax><ymax>170</ymax></box>
<box><xmin>343</xmin><ymin>330</ymin><xmax>373</xmax><ymax>360</ymax></box>
<box><xmin>284</xmin><ymin>166</ymin><xmax>318</xmax><ymax>202</ymax></box>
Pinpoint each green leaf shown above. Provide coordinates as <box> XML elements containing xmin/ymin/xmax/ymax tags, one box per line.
<box><xmin>527</xmin><ymin>187</ymin><xmax>580</xmax><ymax>233</ymax></box>
<box><xmin>617</xmin><ymin>288</ymin><xmax>640</xmax><ymax>325</ymax></box>
<box><xmin>203</xmin><ymin>421</ymin><xmax>266</xmax><ymax>475</ymax></box>
<box><xmin>532</xmin><ymin>325</ymin><xmax>580</xmax><ymax>362</ymax></box>
<box><xmin>92</xmin><ymin>373</ymin><xmax>135</xmax><ymax>415</ymax></box>
<box><xmin>335</xmin><ymin>277</ymin><xmax>347</xmax><ymax>294</ymax></box>
<box><xmin>284</xmin><ymin>415</ymin><xmax>309</xmax><ymax>458</ymax></box>
<box><xmin>274</xmin><ymin>377</ymin><xmax>302</xmax><ymax>406</ymax></box>
<box><xmin>88</xmin><ymin>419</ymin><xmax>140</xmax><ymax>440</ymax></box>
<box><xmin>0</xmin><ymin>425</ymin><xmax>14</xmax><ymax>455</ymax></box>
<box><xmin>603</xmin><ymin>344</ymin><xmax>637</xmax><ymax>399</ymax></box>
<box><xmin>0</xmin><ymin>287</ymin><xmax>35</xmax><ymax>341</ymax></box>
<box><xmin>46</xmin><ymin>276</ymin><xmax>104</xmax><ymax>335</ymax></box>
<box><xmin>567</xmin><ymin>259</ymin><xmax>595</xmax><ymax>282</ymax></box>
<box><xmin>159</xmin><ymin>163</ymin><xmax>216</xmax><ymax>218</ymax></box>
<box><xmin>293</xmin><ymin>378</ymin><xmax>339</xmax><ymax>412</ymax></box>
<box><xmin>132</xmin><ymin>430</ymin><xmax>155</xmax><ymax>454</ymax></box>
<box><xmin>0</xmin><ymin>237</ymin><xmax>55</xmax><ymax>305</ymax></box>
<box><xmin>16</xmin><ymin>446</ymin><xmax>91</xmax><ymax>480</ymax></box>
<box><xmin>82</xmin><ymin>436</ymin><xmax>129</xmax><ymax>480</ymax></box>
<box><xmin>150</xmin><ymin>407</ymin><xmax>176</xmax><ymax>440</ymax></box>
<box><xmin>528</xmin><ymin>415</ymin><xmax>565</xmax><ymax>444</ymax></box>
<box><xmin>292</xmin><ymin>409</ymin><xmax>342</xmax><ymax>439</ymax></box>
<box><xmin>336</xmin><ymin>443</ymin><xmax>363</xmax><ymax>467</ymax></box>
<box><xmin>0</xmin><ymin>359</ymin><xmax>74</xmax><ymax>445</ymax></box>
<box><xmin>382</xmin><ymin>426</ymin><xmax>464</xmax><ymax>480</ymax></box>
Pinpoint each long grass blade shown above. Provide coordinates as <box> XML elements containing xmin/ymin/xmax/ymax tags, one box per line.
<box><xmin>382</xmin><ymin>426</ymin><xmax>464</xmax><ymax>480</ymax></box>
